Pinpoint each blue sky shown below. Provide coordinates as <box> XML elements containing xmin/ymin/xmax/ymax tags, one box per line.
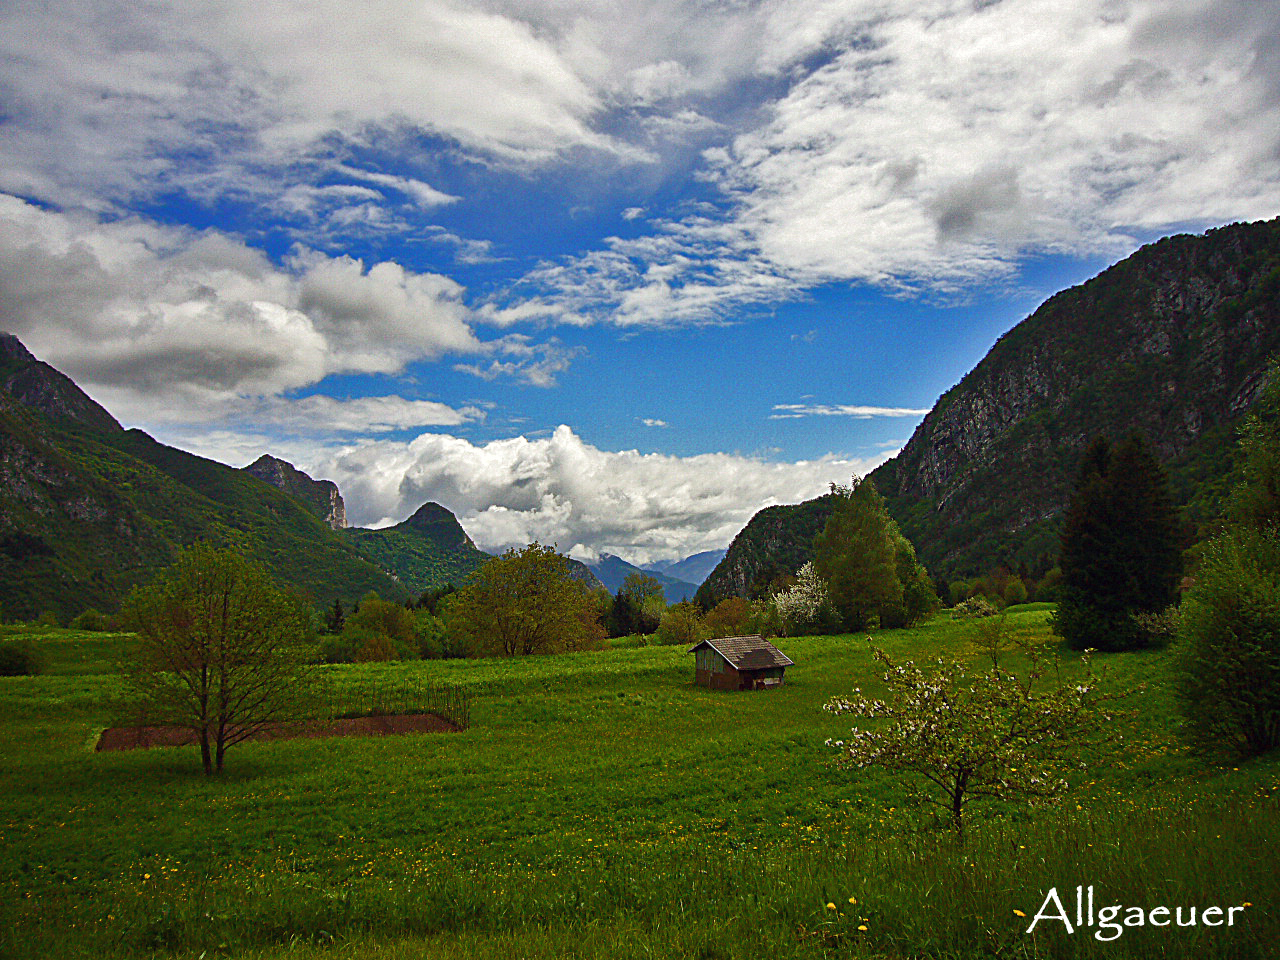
<box><xmin>2</xmin><ymin>0</ymin><xmax>1278</xmax><ymax>563</ymax></box>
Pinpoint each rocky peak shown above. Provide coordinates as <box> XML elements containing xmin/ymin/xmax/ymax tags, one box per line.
<box><xmin>0</xmin><ymin>332</ymin><xmax>122</xmax><ymax>434</ymax></box>
<box><xmin>242</xmin><ymin>454</ymin><xmax>346</xmax><ymax>530</ymax></box>
<box><xmin>398</xmin><ymin>502</ymin><xmax>476</xmax><ymax>550</ymax></box>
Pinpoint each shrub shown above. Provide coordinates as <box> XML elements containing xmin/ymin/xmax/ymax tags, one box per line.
<box><xmin>36</xmin><ymin>610</ymin><xmax>61</xmax><ymax>629</ymax></box>
<box><xmin>354</xmin><ymin>632</ymin><xmax>397</xmax><ymax>663</ymax></box>
<box><xmin>952</xmin><ymin>596</ymin><xmax>998</xmax><ymax>620</ymax></box>
<box><xmin>1003</xmin><ymin>577</ymin><xmax>1028</xmax><ymax>606</ymax></box>
<box><xmin>1175</xmin><ymin>529</ymin><xmax>1280</xmax><ymax>759</ymax></box>
<box><xmin>69</xmin><ymin>609</ymin><xmax>112</xmax><ymax>631</ymax></box>
<box><xmin>316</xmin><ymin>635</ymin><xmax>357</xmax><ymax>664</ymax></box>
<box><xmin>1131</xmin><ymin>606</ymin><xmax>1180</xmax><ymax>648</ymax></box>
<box><xmin>0</xmin><ymin>640</ymin><xmax>40</xmax><ymax>676</ymax></box>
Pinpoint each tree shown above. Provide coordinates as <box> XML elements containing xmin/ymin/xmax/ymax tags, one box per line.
<box><xmin>1176</xmin><ymin>528</ymin><xmax>1280</xmax><ymax>758</ymax></box>
<box><xmin>121</xmin><ymin>545</ymin><xmax>318</xmax><ymax>775</ymax></box>
<box><xmin>343</xmin><ymin>592</ymin><xmax>417</xmax><ymax>659</ymax></box>
<box><xmin>655</xmin><ymin>601</ymin><xmax>709</xmax><ymax>646</ymax></box>
<box><xmin>703</xmin><ymin>596</ymin><xmax>754</xmax><ymax>638</ymax></box>
<box><xmin>771</xmin><ymin>561</ymin><xmax>835</xmax><ymax>636</ymax></box>
<box><xmin>1054</xmin><ymin>434</ymin><xmax>1183</xmax><ymax>651</ymax></box>
<box><xmin>1176</xmin><ymin>372</ymin><xmax>1280</xmax><ymax>758</ymax></box>
<box><xmin>449</xmin><ymin>543</ymin><xmax>604</xmax><ymax>656</ymax></box>
<box><xmin>813</xmin><ymin>477</ymin><xmax>934</xmax><ymax>631</ymax></box>
<box><xmin>881</xmin><ymin>532</ymin><xmax>941</xmax><ymax>629</ymax></box>
<box><xmin>325</xmin><ymin>598</ymin><xmax>345</xmax><ymax>634</ymax></box>
<box><xmin>618</xmin><ymin>573</ymin><xmax>666</xmax><ymax>634</ymax></box>
<box><xmin>825</xmin><ymin>633</ymin><xmax>1121</xmax><ymax>841</ymax></box>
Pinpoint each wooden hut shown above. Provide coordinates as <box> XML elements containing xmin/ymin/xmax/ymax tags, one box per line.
<box><xmin>689</xmin><ymin>635</ymin><xmax>793</xmax><ymax>691</ymax></box>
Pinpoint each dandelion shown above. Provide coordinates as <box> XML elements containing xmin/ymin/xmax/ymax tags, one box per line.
<box><xmin>826</xmin><ymin>902</ymin><xmax>836</xmax><ymax>911</ymax></box>
<box><xmin>848</xmin><ymin>897</ymin><xmax>857</xmax><ymax>905</ymax></box>
<box><xmin>1014</xmin><ymin>909</ymin><xmax>1026</xmax><ymax>917</ymax></box>
<box><xmin>858</xmin><ymin>924</ymin><xmax>868</xmax><ymax>932</ymax></box>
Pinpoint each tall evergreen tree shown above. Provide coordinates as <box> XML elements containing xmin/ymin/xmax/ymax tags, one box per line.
<box><xmin>1055</xmin><ymin>434</ymin><xmax>1182</xmax><ymax>651</ymax></box>
<box><xmin>814</xmin><ymin>477</ymin><xmax>904</xmax><ymax>631</ymax></box>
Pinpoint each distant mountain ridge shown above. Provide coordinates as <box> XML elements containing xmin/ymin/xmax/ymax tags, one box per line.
<box><xmin>699</xmin><ymin>217</ymin><xmax>1280</xmax><ymax>606</ymax></box>
<box><xmin>0</xmin><ymin>335</ymin><xmax>410</xmax><ymax>619</ymax></box>
<box><xmin>586</xmin><ymin>553</ymin><xmax>699</xmax><ymax>601</ymax></box>
<box><xmin>642</xmin><ymin>549</ymin><xmax>726</xmax><ymax>587</ymax></box>
<box><xmin>0</xmin><ymin>334</ymin><xmax>506</xmax><ymax>618</ymax></box>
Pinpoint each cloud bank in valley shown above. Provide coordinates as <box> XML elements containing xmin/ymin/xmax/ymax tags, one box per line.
<box><xmin>310</xmin><ymin>425</ymin><xmax>884</xmax><ymax>565</ymax></box>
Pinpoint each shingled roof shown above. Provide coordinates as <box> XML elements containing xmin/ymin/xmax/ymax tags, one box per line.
<box><xmin>690</xmin><ymin>634</ymin><xmax>793</xmax><ymax>671</ymax></box>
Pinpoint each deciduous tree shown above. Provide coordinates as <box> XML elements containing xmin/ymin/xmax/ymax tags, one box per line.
<box><xmin>122</xmin><ymin>545</ymin><xmax>319</xmax><ymax>775</ymax></box>
<box><xmin>825</xmin><ymin>632</ymin><xmax>1121</xmax><ymax>840</ymax></box>
<box><xmin>449</xmin><ymin>543</ymin><xmax>604</xmax><ymax>656</ymax></box>
<box><xmin>814</xmin><ymin>477</ymin><xmax>935</xmax><ymax>630</ymax></box>
<box><xmin>1177</xmin><ymin>372</ymin><xmax>1280</xmax><ymax>758</ymax></box>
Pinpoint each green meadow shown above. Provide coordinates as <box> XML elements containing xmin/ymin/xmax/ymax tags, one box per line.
<box><xmin>1</xmin><ymin>608</ymin><xmax>1276</xmax><ymax>959</ymax></box>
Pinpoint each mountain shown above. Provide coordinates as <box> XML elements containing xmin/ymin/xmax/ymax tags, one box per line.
<box><xmin>242</xmin><ymin>454</ymin><xmax>346</xmax><ymax>530</ymax></box>
<box><xmin>347</xmin><ymin>502</ymin><xmax>491</xmax><ymax>596</ymax></box>
<box><xmin>587</xmin><ymin>553</ymin><xmax>699</xmax><ymax>602</ymax></box>
<box><xmin>0</xmin><ymin>334</ymin><xmax>122</xmax><ymax>434</ymax></box>
<box><xmin>696</xmin><ymin>498</ymin><xmax>837</xmax><ymax>607</ymax></box>
<box><xmin>566</xmin><ymin>558</ymin><xmax>607</xmax><ymax>593</ymax></box>
<box><xmin>0</xmin><ymin>334</ymin><xmax>409</xmax><ymax>620</ymax></box>
<box><xmin>642</xmin><ymin>549</ymin><xmax>726</xmax><ymax>587</ymax></box>
<box><xmin>698</xmin><ymin>217</ymin><xmax>1280</xmax><ymax>605</ymax></box>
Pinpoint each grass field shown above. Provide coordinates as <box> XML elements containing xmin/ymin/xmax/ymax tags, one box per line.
<box><xmin>1</xmin><ymin>608</ymin><xmax>1276</xmax><ymax>958</ymax></box>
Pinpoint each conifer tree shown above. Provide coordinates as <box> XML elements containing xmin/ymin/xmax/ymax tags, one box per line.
<box><xmin>1055</xmin><ymin>434</ymin><xmax>1182</xmax><ymax>650</ymax></box>
<box><xmin>814</xmin><ymin>477</ymin><xmax>904</xmax><ymax>631</ymax></box>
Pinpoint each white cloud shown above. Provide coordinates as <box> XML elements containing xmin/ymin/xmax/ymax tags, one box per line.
<box><xmin>312</xmin><ymin>424</ymin><xmax>884</xmax><ymax>563</ymax></box>
<box><xmin>334</xmin><ymin>166</ymin><xmax>459</xmax><ymax>209</ymax></box>
<box><xmin>454</xmin><ymin>335</ymin><xmax>585</xmax><ymax>388</ymax></box>
<box><xmin>769</xmin><ymin>403</ymin><xmax>932</xmax><ymax>421</ymax></box>
<box><xmin>0</xmin><ymin>0</ymin><xmax>629</xmax><ymax>212</ymax></box>
<box><xmin>492</xmin><ymin>0</ymin><xmax>1280</xmax><ymax>324</ymax></box>
<box><xmin>641</xmin><ymin>418</ymin><xmax>669</xmax><ymax>428</ymax></box>
<box><xmin>0</xmin><ymin>195</ymin><xmax>487</xmax><ymax>423</ymax></box>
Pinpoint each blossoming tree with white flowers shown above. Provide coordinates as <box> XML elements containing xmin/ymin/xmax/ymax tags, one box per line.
<box><xmin>772</xmin><ymin>561</ymin><xmax>833</xmax><ymax>636</ymax></box>
<box><xmin>824</xmin><ymin>631</ymin><xmax>1125</xmax><ymax>840</ymax></box>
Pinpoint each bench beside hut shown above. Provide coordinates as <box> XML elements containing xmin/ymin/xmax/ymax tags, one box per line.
<box><xmin>690</xmin><ymin>635</ymin><xmax>793</xmax><ymax>691</ymax></box>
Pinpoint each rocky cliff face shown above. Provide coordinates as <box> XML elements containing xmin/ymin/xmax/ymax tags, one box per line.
<box><xmin>242</xmin><ymin>454</ymin><xmax>347</xmax><ymax>530</ymax></box>
<box><xmin>699</xmin><ymin>217</ymin><xmax>1280</xmax><ymax>602</ymax></box>
<box><xmin>873</xmin><ymin>218</ymin><xmax>1280</xmax><ymax>577</ymax></box>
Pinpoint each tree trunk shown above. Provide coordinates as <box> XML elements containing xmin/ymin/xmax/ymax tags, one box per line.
<box><xmin>200</xmin><ymin>730</ymin><xmax>213</xmax><ymax>776</ymax></box>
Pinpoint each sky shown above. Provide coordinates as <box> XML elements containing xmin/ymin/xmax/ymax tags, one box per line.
<box><xmin>2</xmin><ymin>0</ymin><xmax>1279</xmax><ymax>564</ymax></box>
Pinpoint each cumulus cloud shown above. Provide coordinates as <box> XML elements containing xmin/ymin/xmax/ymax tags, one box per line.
<box><xmin>312</xmin><ymin>424</ymin><xmax>883</xmax><ymax>563</ymax></box>
<box><xmin>0</xmin><ymin>194</ymin><xmax>501</xmax><ymax>427</ymax></box>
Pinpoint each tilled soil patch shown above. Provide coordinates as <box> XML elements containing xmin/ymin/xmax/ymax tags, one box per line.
<box><xmin>96</xmin><ymin>713</ymin><xmax>458</xmax><ymax>752</ymax></box>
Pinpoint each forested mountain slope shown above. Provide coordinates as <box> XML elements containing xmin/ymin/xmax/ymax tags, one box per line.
<box><xmin>700</xmin><ymin>217</ymin><xmax>1280</xmax><ymax>604</ymax></box>
<box><xmin>0</xmin><ymin>334</ymin><xmax>408</xmax><ymax>619</ymax></box>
